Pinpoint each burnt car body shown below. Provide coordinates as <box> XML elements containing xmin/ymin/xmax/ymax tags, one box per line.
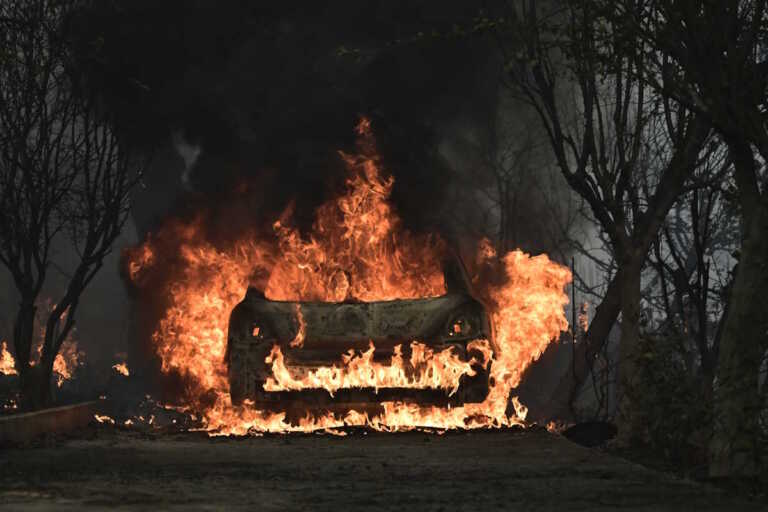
<box><xmin>226</xmin><ymin>258</ymin><xmax>494</xmax><ymax>411</ymax></box>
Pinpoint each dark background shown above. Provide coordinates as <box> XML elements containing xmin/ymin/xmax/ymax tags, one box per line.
<box><xmin>72</xmin><ymin>1</ymin><xmax>509</xmax><ymax>238</ymax></box>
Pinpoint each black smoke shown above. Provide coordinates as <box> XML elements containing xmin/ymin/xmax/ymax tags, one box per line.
<box><xmin>70</xmin><ymin>0</ymin><xmax>505</xmax><ymax>239</ymax></box>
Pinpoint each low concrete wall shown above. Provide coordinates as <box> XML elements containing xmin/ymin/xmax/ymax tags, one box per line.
<box><xmin>0</xmin><ymin>401</ymin><xmax>102</xmax><ymax>444</ymax></box>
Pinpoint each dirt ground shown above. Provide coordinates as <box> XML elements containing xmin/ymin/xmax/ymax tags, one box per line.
<box><xmin>0</xmin><ymin>427</ymin><xmax>764</xmax><ymax>511</ymax></box>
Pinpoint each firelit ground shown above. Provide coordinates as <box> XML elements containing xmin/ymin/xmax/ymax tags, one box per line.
<box><xmin>0</xmin><ymin>428</ymin><xmax>762</xmax><ymax>511</ymax></box>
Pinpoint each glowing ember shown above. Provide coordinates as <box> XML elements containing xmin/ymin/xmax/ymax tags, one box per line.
<box><xmin>112</xmin><ymin>362</ymin><xmax>130</xmax><ymax>376</ymax></box>
<box><xmin>94</xmin><ymin>414</ymin><xmax>115</xmax><ymax>424</ymax></box>
<box><xmin>126</xmin><ymin>118</ymin><xmax>572</xmax><ymax>434</ymax></box>
<box><xmin>0</xmin><ymin>340</ymin><xmax>16</xmax><ymax>376</ymax></box>
<box><xmin>546</xmin><ymin>420</ymin><xmax>567</xmax><ymax>433</ymax></box>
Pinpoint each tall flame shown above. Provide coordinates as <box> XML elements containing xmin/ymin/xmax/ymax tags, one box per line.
<box><xmin>265</xmin><ymin>124</ymin><xmax>444</xmax><ymax>302</ymax></box>
<box><xmin>126</xmin><ymin>118</ymin><xmax>571</xmax><ymax>434</ymax></box>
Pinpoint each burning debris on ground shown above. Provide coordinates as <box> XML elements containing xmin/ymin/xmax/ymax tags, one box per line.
<box><xmin>94</xmin><ymin>395</ymin><xmax>203</xmax><ymax>434</ymax></box>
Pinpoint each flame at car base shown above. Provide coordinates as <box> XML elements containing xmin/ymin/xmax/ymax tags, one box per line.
<box><xmin>125</xmin><ymin>118</ymin><xmax>572</xmax><ymax>435</ymax></box>
<box><xmin>263</xmin><ymin>339</ymin><xmax>492</xmax><ymax>397</ymax></box>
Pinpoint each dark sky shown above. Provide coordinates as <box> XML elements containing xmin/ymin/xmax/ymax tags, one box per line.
<box><xmin>72</xmin><ymin>1</ymin><xmax>504</xmax><ymax>237</ymax></box>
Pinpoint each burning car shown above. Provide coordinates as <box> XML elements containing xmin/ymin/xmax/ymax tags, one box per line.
<box><xmin>124</xmin><ymin>117</ymin><xmax>571</xmax><ymax>433</ymax></box>
<box><xmin>226</xmin><ymin>257</ymin><xmax>495</xmax><ymax>411</ymax></box>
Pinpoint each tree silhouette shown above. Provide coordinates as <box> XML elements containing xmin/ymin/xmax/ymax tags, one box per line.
<box><xmin>0</xmin><ymin>0</ymin><xmax>146</xmax><ymax>408</ymax></box>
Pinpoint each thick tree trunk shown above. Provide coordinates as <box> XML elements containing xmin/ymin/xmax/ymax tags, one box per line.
<box><xmin>13</xmin><ymin>301</ymin><xmax>40</xmax><ymax>410</ymax></box>
<box><xmin>12</xmin><ymin>301</ymin><xmax>35</xmax><ymax>371</ymax></box>
<box><xmin>13</xmin><ymin>301</ymin><xmax>53</xmax><ymax>410</ymax></box>
<box><xmin>36</xmin><ymin>352</ymin><xmax>55</xmax><ymax>408</ymax></box>
<box><xmin>709</xmin><ymin>201</ymin><xmax>768</xmax><ymax>477</ymax></box>
<box><xmin>18</xmin><ymin>365</ymin><xmax>50</xmax><ymax>410</ymax></box>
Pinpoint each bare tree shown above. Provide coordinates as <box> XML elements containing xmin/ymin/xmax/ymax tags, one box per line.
<box><xmin>608</xmin><ymin>0</ymin><xmax>768</xmax><ymax>478</ymax></box>
<box><xmin>493</xmin><ymin>0</ymin><xmax>711</xmax><ymax>435</ymax></box>
<box><xmin>646</xmin><ymin>142</ymin><xmax>736</xmax><ymax>395</ymax></box>
<box><xmin>0</xmin><ymin>0</ymin><xmax>145</xmax><ymax>408</ymax></box>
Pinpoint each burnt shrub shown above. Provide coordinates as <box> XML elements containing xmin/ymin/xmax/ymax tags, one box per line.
<box><xmin>627</xmin><ymin>334</ymin><xmax>713</xmax><ymax>471</ymax></box>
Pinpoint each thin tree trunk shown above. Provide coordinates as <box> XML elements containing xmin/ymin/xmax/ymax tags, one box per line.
<box><xmin>548</xmin><ymin>271</ymin><xmax>622</xmax><ymax>419</ymax></box>
<box><xmin>37</xmin><ymin>320</ymin><xmax>59</xmax><ymax>408</ymax></box>
<box><xmin>616</xmin><ymin>257</ymin><xmax>643</xmax><ymax>441</ymax></box>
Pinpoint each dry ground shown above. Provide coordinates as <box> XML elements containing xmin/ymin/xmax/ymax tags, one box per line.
<box><xmin>0</xmin><ymin>427</ymin><xmax>763</xmax><ymax>511</ymax></box>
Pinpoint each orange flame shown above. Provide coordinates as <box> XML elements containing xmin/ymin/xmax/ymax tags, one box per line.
<box><xmin>128</xmin><ymin>244</ymin><xmax>155</xmax><ymax>282</ymax></box>
<box><xmin>265</xmin><ymin>129</ymin><xmax>444</xmax><ymax>303</ymax></box>
<box><xmin>1</xmin><ymin>302</ymin><xmax>84</xmax><ymax>387</ymax></box>
<box><xmin>0</xmin><ymin>340</ymin><xmax>17</xmax><ymax>376</ymax></box>
<box><xmin>33</xmin><ymin>301</ymin><xmax>84</xmax><ymax>388</ymax></box>
<box><xmin>578</xmin><ymin>301</ymin><xmax>590</xmax><ymax>334</ymax></box>
<box><xmin>264</xmin><ymin>340</ymin><xmax>491</xmax><ymax>397</ymax></box>
<box><xmin>112</xmin><ymin>362</ymin><xmax>130</xmax><ymax>377</ymax></box>
<box><xmin>126</xmin><ymin>118</ymin><xmax>571</xmax><ymax>434</ymax></box>
<box><xmin>288</xmin><ymin>305</ymin><xmax>305</xmax><ymax>348</ymax></box>
<box><xmin>51</xmin><ymin>341</ymin><xmax>83</xmax><ymax>387</ymax></box>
